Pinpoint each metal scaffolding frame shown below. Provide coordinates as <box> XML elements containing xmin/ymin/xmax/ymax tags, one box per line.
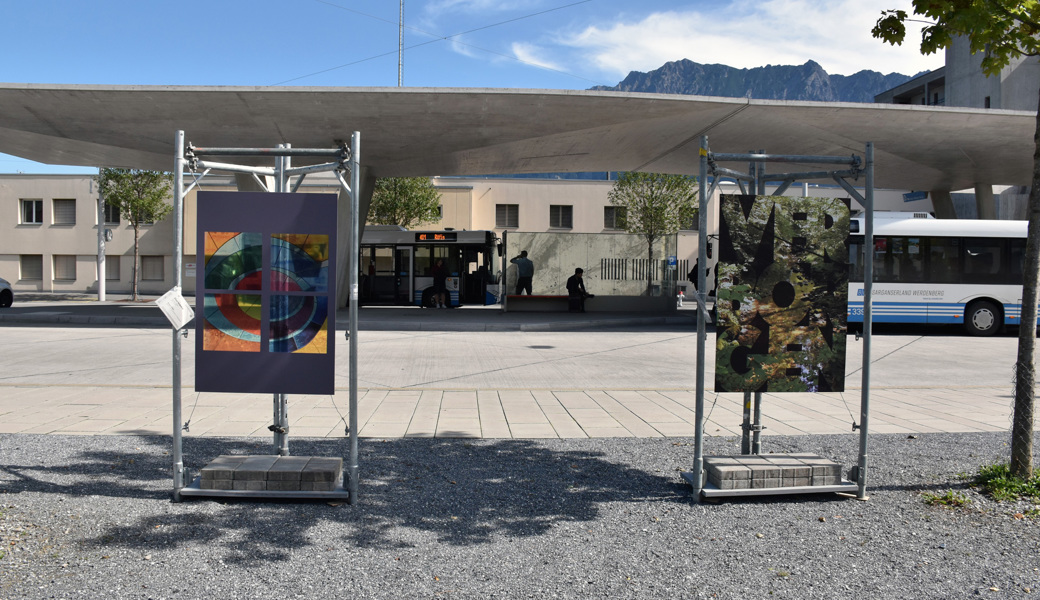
<box><xmin>687</xmin><ymin>136</ymin><xmax>874</xmax><ymax>502</ymax></box>
<box><xmin>170</xmin><ymin>130</ymin><xmax>362</xmax><ymax>504</ymax></box>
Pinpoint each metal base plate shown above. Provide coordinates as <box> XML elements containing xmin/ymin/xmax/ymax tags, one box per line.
<box><xmin>681</xmin><ymin>471</ymin><xmax>858</xmax><ymax>498</ymax></box>
<box><xmin>177</xmin><ymin>476</ymin><xmax>351</xmax><ymax>501</ymax></box>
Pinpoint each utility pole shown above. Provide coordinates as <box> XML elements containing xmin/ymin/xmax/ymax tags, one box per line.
<box><xmin>96</xmin><ymin>174</ymin><xmax>106</xmax><ymax>301</ymax></box>
<box><xmin>398</xmin><ymin>0</ymin><xmax>404</xmax><ymax>86</ymax></box>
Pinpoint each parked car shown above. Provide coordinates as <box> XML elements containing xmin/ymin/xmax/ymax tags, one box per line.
<box><xmin>0</xmin><ymin>277</ymin><xmax>12</xmax><ymax>308</ymax></box>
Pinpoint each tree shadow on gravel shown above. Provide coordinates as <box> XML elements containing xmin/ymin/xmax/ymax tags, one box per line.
<box><xmin>0</xmin><ymin>436</ymin><xmax>272</xmax><ymax>500</ymax></box>
<box><xmin>70</xmin><ymin>437</ymin><xmax>688</xmax><ymax>565</ymax></box>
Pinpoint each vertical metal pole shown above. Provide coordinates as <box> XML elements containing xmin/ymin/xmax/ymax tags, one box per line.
<box><xmin>857</xmin><ymin>142</ymin><xmax>875</xmax><ymax>500</ymax></box>
<box><xmin>741</xmin><ymin>392</ymin><xmax>752</xmax><ymax>454</ymax></box>
<box><xmin>273</xmin><ymin>148</ymin><xmax>282</xmax><ymax>453</ymax></box>
<box><xmin>97</xmin><ymin>186</ymin><xmax>106</xmax><ymax>302</ymax></box>
<box><xmin>172</xmin><ymin>130</ymin><xmax>186</xmax><ymax>500</ymax></box>
<box><xmin>739</xmin><ymin>152</ymin><xmax>760</xmax><ymax>455</ymax></box>
<box><xmin>398</xmin><ymin>0</ymin><xmax>404</xmax><ymax>86</ymax></box>
<box><xmin>273</xmin><ymin>145</ymin><xmax>291</xmax><ymax>456</ymax></box>
<box><xmin>692</xmin><ymin>136</ymin><xmax>709</xmax><ymax>501</ymax></box>
<box><xmin>752</xmin><ymin>391</ymin><xmax>763</xmax><ymax>454</ymax></box>
<box><xmin>753</xmin><ymin>152</ymin><xmax>766</xmax><ymax>453</ymax></box>
<box><xmin>348</xmin><ymin>131</ymin><xmax>361</xmax><ymax>503</ymax></box>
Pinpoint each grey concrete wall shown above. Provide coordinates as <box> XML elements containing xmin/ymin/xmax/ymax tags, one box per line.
<box><xmin>504</xmin><ymin>230</ymin><xmax>678</xmax><ymax>313</ymax></box>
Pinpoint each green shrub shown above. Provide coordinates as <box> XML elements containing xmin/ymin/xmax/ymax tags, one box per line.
<box><xmin>974</xmin><ymin>464</ymin><xmax>1040</xmax><ymax>502</ymax></box>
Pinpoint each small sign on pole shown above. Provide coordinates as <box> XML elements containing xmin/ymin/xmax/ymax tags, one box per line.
<box><xmin>155</xmin><ymin>287</ymin><xmax>195</xmax><ymax>330</ymax></box>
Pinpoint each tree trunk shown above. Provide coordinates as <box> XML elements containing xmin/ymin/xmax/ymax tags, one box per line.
<box><xmin>1011</xmin><ymin>86</ymin><xmax>1040</xmax><ymax>479</ymax></box>
<box><xmin>646</xmin><ymin>238</ymin><xmax>655</xmax><ymax>296</ymax></box>
<box><xmin>132</xmin><ymin>224</ymin><xmax>140</xmax><ymax>301</ymax></box>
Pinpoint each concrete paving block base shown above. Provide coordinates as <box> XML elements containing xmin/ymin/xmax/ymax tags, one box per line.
<box><xmin>199</xmin><ymin>455</ymin><xmax>343</xmax><ymax>491</ymax></box>
<box><xmin>705</xmin><ymin>453</ymin><xmax>843</xmax><ymax>490</ymax></box>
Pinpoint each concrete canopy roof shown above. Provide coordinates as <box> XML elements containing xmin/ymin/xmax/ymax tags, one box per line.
<box><xmin>0</xmin><ymin>83</ymin><xmax>1033</xmax><ymax>191</ymax></box>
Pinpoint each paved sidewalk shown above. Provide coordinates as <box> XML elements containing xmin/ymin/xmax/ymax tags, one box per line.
<box><xmin>0</xmin><ymin>293</ymin><xmax>1033</xmax><ymax>441</ymax></box>
<box><xmin>0</xmin><ymin>383</ymin><xmax>1019</xmax><ymax>440</ymax></box>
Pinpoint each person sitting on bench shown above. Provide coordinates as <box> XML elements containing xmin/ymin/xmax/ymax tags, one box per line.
<box><xmin>566</xmin><ymin>267</ymin><xmax>594</xmax><ymax>313</ymax></box>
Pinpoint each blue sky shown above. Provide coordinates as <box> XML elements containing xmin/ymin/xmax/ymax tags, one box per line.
<box><xmin>1</xmin><ymin>0</ymin><xmax>940</xmax><ymax>173</ymax></box>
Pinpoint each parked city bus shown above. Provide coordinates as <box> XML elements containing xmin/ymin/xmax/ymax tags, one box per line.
<box><xmin>359</xmin><ymin>227</ymin><xmax>502</xmax><ymax>307</ymax></box>
<box><xmin>848</xmin><ymin>213</ymin><xmax>1029</xmax><ymax>336</ymax></box>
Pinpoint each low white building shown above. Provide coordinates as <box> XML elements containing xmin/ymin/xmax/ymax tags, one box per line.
<box><xmin>0</xmin><ymin>172</ymin><xmax>919</xmax><ymax>296</ymax></box>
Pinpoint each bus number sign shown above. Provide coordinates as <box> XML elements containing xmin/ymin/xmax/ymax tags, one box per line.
<box><xmin>415</xmin><ymin>232</ymin><xmax>457</xmax><ymax>242</ymax></box>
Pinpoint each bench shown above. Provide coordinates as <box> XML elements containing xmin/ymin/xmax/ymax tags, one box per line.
<box><xmin>504</xmin><ymin>294</ymin><xmax>570</xmax><ymax>312</ymax></box>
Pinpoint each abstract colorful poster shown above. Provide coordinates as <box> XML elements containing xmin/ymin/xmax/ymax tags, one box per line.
<box><xmin>195</xmin><ymin>192</ymin><xmax>337</xmax><ymax>395</ymax></box>
<box><xmin>714</xmin><ymin>195</ymin><xmax>850</xmax><ymax>393</ymax></box>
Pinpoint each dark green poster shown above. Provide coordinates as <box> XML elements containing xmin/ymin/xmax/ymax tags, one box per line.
<box><xmin>715</xmin><ymin>195</ymin><xmax>850</xmax><ymax>393</ymax></box>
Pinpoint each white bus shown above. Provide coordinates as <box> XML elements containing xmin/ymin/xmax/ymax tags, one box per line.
<box><xmin>848</xmin><ymin>213</ymin><xmax>1030</xmax><ymax>336</ymax></box>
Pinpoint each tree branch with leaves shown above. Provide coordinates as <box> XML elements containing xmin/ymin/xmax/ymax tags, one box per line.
<box><xmin>607</xmin><ymin>172</ymin><xmax>697</xmax><ymax>295</ymax></box>
<box><xmin>368</xmin><ymin>177</ymin><xmax>442</xmax><ymax>229</ymax></box>
<box><xmin>96</xmin><ymin>168</ymin><xmax>173</xmax><ymax>300</ymax></box>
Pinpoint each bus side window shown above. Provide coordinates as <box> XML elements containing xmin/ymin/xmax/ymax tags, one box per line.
<box><xmin>873</xmin><ymin>237</ymin><xmax>896</xmax><ymax>282</ymax></box>
<box><xmin>848</xmin><ymin>238</ymin><xmax>864</xmax><ymax>282</ymax></box>
<box><xmin>926</xmin><ymin>237</ymin><xmax>959</xmax><ymax>283</ymax></box>
<box><xmin>963</xmin><ymin>239</ymin><xmax>1003</xmax><ymax>283</ymax></box>
<box><xmin>1011</xmin><ymin>238</ymin><xmax>1026</xmax><ymax>282</ymax></box>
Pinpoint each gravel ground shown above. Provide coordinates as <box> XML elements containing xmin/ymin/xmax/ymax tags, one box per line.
<box><xmin>1</xmin><ymin>432</ymin><xmax>1038</xmax><ymax>599</ymax></box>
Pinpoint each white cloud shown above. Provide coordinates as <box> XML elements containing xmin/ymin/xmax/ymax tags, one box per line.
<box><xmin>550</xmin><ymin>0</ymin><xmax>943</xmax><ymax>78</ymax></box>
<box><xmin>511</xmin><ymin>41</ymin><xmax>563</xmax><ymax>71</ymax></box>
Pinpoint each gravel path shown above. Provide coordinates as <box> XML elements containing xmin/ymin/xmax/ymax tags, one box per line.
<box><xmin>1</xmin><ymin>432</ymin><xmax>1037</xmax><ymax>599</ymax></box>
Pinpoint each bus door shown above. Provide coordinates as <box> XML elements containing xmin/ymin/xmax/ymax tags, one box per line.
<box><xmin>461</xmin><ymin>248</ymin><xmax>488</xmax><ymax>305</ymax></box>
<box><xmin>395</xmin><ymin>247</ymin><xmax>413</xmax><ymax>305</ymax></box>
<box><xmin>366</xmin><ymin>246</ymin><xmax>397</xmax><ymax>303</ymax></box>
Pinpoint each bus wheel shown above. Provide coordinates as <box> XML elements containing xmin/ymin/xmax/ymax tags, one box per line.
<box><xmin>965</xmin><ymin>301</ymin><xmax>1001</xmax><ymax>336</ymax></box>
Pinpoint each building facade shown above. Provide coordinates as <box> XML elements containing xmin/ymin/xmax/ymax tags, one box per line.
<box><xmin>0</xmin><ymin>172</ymin><xmax>916</xmax><ymax>296</ymax></box>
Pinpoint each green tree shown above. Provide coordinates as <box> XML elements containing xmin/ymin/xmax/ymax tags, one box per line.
<box><xmin>368</xmin><ymin>177</ymin><xmax>442</xmax><ymax>229</ymax></box>
<box><xmin>95</xmin><ymin>168</ymin><xmax>173</xmax><ymax>301</ymax></box>
<box><xmin>873</xmin><ymin>1</ymin><xmax>1040</xmax><ymax>478</ymax></box>
<box><xmin>607</xmin><ymin>172</ymin><xmax>697</xmax><ymax>294</ymax></box>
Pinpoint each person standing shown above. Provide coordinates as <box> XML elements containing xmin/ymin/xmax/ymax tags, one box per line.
<box><xmin>431</xmin><ymin>258</ymin><xmax>449</xmax><ymax>308</ymax></box>
<box><xmin>566</xmin><ymin>267</ymin><xmax>593</xmax><ymax>312</ymax></box>
<box><xmin>510</xmin><ymin>250</ymin><xmax>534</xmax><ymax>295</ymax></box>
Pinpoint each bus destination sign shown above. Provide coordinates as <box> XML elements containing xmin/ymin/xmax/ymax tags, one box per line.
<box><xmin>415</xmin><ymin>232</ymin><xmax>457</xmax><ymax>242</ymax></box>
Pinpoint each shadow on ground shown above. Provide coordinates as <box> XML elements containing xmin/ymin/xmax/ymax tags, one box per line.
<box><xmin>1</xmin><ymin>436</ymin><xmax>690</xmax><ymax>564</ymax></box>
<box><xmin>0</xmin><ymin>432</ymin><xmax>1018</xmax><ymax>567</ymax></box>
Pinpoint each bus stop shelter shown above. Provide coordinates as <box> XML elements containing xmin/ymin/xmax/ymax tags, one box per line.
<box><xmin>0</xmin><ymin>84</ymin><xmax>1035</xmax><ymax>504</ymax></box>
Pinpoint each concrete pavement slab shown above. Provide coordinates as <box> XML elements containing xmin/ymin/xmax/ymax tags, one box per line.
<box><xmin>3</xmin><ymin>298</ymin><xmax>1040</xmax><ymax>442</ymax></box>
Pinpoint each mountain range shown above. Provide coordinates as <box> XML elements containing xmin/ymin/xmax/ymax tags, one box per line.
<box><xmin>591</xmin><ymin>59</ymin><xmax>917</xmax><ymax>103</ymax></box>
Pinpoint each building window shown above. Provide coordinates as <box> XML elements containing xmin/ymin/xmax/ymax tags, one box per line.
<box><xmin>141</xmin><ymin>255</ymin><xmax>164</xmax><ymax>281</ymax></box>
<box><xmin>984</xmin><ymin>96</ymin><xmax>991</xmax><ymax>109</ymax></box>
<box><xmin>496</xmin><ymin>204</ymin><xmax>519</xmax><ymax>228</ymax></box>
<box><xmin>106</xmin><ymin>256</ymin><xmax>120</xmax><ymax>281</ymax></box>
<box><xmin>549</xmin><ymin>205</ymin><xmax>573</xmax><ymax>229</ymax></box>
<box><xmin>20</xmin><ymin>199</ymin><xmax>43</xmax><ymax>224</ymax></box>
<box><xmin>20</xmin><ymin>255</ymin><xmax>42</xmax><ymax>280</ymax></box>
<box><xmin>53</xmin><ymin>255</ymin><xmax>76</xmax><ymax>281</ymax></box>
<box><xmin>52</xmin><ymin>199</ymin><xmax>76</xmax><ymax>225</ymax></box>
<box><xmin>104</xmin><ymin>202</ymin><xmax>120</xmax><ymax>224</ymax></box>
<box><xmin>682</xmin><ymin>216</ymin><xmax>699</xmax><ymax>231</ymax></box>
<box><xmin>604</xmin><ymin>206</ymin><xmax>626</xmax><ymax>230</ymax></box>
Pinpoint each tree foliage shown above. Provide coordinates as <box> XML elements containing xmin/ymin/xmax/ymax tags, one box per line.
<box><xmin>873</xmin><ymin>1</ymin><xmax>1040</xmax><ymax>479</ymax></box>
<box><xmin>607</xmin><ymin>172</ymin><xmax>697</xmax><ymax>293</ymax></box>
<box><xmin>368</xmin><ymin>177</ymin><xmax>442</xmax><ymax>229</ymax></box>
<box><xmin>95</xmin><ymin>168</ymin><xmax>173</xmax><ymax>300</ymax></box>
<box><xmin>872</xmin><ymin>1</ymin><xmax>1040</xmax><ymax>75</ymax></box>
